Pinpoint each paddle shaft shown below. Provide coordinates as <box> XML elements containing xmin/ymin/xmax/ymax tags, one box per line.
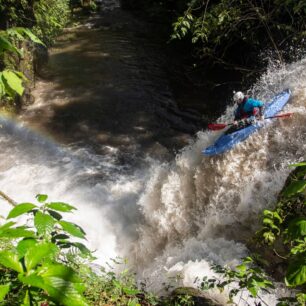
<box><xmin>208</xmin><ymin>112</ymin><xmax>293</xmax><ymax>131</ymax></box>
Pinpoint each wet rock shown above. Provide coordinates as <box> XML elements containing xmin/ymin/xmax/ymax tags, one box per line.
<box><xmin>33</xmin><ymin>44</ymin><xmax>49</xmax><ymax>77</ymax></box>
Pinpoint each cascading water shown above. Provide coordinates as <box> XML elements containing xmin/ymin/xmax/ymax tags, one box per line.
<box><xmin>1</xmin><ymin>8</ymin><xmax>306</xmax><ymax>304</ymax></box>
<box><xmin>130</xmin><ymin>59</ymin><xmax>306</xmax><ymax>303</ymax></box>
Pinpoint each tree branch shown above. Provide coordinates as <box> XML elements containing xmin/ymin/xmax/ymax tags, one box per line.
<box><xmin>0</xmin><ymin>190</ymin><xmax>17</xmax><ymax>207</ymax></box>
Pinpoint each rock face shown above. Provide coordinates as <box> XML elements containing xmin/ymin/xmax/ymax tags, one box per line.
<box><xmin>0</xmin><ymin>40</ymin><xmax>48</xmax><ymax>111</ymax></box>
<box><xmin>33</xmin><ymin>44</ymin><xmax>49</xmax><ymax>78</ymax></box>
<box><xmin>16</xmin><ymin>42</ymin><xmax>48</xmax><ymax>109</ymax></box>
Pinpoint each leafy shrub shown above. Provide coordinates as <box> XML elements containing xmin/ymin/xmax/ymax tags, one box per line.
<box><xmin>199</xmin><ymin>257</ymin><xmax>274</xmax><ymax>305</ymax></box>
<box><xmin>0</xmin><ymin>194</ymin><xmax>91</xmax><ymax>305</ymax></box>
<box><xmin>32</xmin><ymin>0</ymin><xmax>70</xmax><ymax>46</ymax></box>
<box><xmin>171</xmin><ymin>0</ymin><xmax>306</xmax><ymax>68</ymax></box>
<box><xmin>256</xmin><ymin>162</ymin><xmax>306</xmax><ymax>288</ymax></box>
<box><xmin>0</xmin><ymin>193</ymin><xmax>162</xmax><ymax>305</ymax></box>
<box><xmin>0</xmin><ymin>28</ymin><xmax>44</xmax><ymax>100</ymax></box>
<box><xmin>198</xmin><ymin>162</ymin><xmax>306</xmax><ymax>306</ymax></box>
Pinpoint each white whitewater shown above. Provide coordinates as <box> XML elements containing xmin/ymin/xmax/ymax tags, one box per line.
<box><xmin>0</xmin><ymin>59</ymin><xmax>306</xmax><ymax>305</ymax></box>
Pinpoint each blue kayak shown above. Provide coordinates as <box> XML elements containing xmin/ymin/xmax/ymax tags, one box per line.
<box><xmin>203</xmin><ymin>89</ymin><xmax>291</xmax><ymax>156</ymax></box>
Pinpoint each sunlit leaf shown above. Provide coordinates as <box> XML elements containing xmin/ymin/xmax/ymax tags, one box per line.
<box><xmin>14</xmin><ymin>27</ymin><xmax>45</xmax><ymax>45</ymax></box>
<box><xmin>38</xmin><ymin>276</ymin><xmax>88</xmax><ymax>306</ymax></box>
<box><xmin>72</xmin><ymin>242</ymin><xmax>92</xmax><ymax>256</ymax></box>
<box><xmin>46</xmin><ymin>202</ymin><xmax>76</xmax><ymax>212</ymax></box>
<box><xmin>0</xmin><ymin>221</ymin><xmax>15</xmax><ymax>230</ymax></box>
<box><xmin>25</xmin><ymin>242</ymin><xmax>59</xmax><ymax>270</ymax></box>
<box><xmin>36</xmin><ymin>194</ymin><xmax>48</xmax><ymax>203</ymax></box>
<box><xmin>0</xmin><ymin>227</ymin><xmax>35</xmax><ymax>239</ymax></box>
<box><xmin>17</xmin><ymin>238</ymin><xmax>37</xmax><ymax>259</ymax></box>
<box><xmin>2</xmin><ymin>70</ymin><xmax>24</xmax><ymax>96</ymax></box>
<box><xmin>18</xmin><ymin>273</ymin><xmax>46</xmax><ymax>289</ymax></box>
<box><xmin>0</xmin><ymin>250</ymin><xmax>23</xmax><ymax>273</ymax></box>
<box><xmin>0</xmin><ymin>284</ymin><xmax>10</xmax><ymax>302</ymax></box>
<box><xmin>34</xmin><ymin>211</ymin><xmax>56</xmax><ymax>235</ymax></box>
<box><xmin>59</xmin><ymin>221</ymin><xmax>86</xmax><ymax>239</ymax></box>
<box><xmin>37</xmin><ymin>263</ymin><xmax>81</xmax><ymax>283</ymax></box>
<box><xmin>7</xmin><ymin>203</ymin><xmax>37</xmax><ymax>219</ymax></box>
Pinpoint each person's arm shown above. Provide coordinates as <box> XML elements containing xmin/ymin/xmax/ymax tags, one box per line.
<box><xmin>250</xmin><ymin>99</ymin><xmax>264</xmax><ymax>118</ymax></box>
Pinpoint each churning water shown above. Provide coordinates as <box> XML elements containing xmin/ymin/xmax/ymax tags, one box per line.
<box><xmin>1</xmin><ymin>20</ymin><xmax>306</xmax><ymax>305</ymax></box>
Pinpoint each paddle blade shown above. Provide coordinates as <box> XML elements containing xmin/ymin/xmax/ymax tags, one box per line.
<box><xmin>208</xmin><ymin>123</ymin><xmax>227</xmax><ymax>130</ymax></box>
<box><xmin>270</xmin><ymin>112</ymin><xmax>293</xmax><ymax>119</ymax></box>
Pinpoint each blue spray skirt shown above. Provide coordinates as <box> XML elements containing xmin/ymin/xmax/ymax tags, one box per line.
<box><xmin>203</xmin><ymin>89</ymin><xmax>291</xmax><ymax>156</ymax></box>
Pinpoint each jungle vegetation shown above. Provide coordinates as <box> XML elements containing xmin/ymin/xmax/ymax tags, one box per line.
<box><xmin>0</xmin><ymin>0</ymin><xmax>96</xmax><ymax>105</ymax></box>
<box><xmin>122</xmin><ymin>0</ymin><xmax>306</xmax><ymax>74</ymax></box>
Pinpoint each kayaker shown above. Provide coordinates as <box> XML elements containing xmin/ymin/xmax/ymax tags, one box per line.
<box><xmin>233</xmin><ymin>91</ymin><xmax>264</xmax><ymax>127</ymax></box>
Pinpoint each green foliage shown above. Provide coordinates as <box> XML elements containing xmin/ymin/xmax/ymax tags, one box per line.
<box><xmin>256</xmin><ymin>162</ymin><xmax>306</xmax><ymax>288</ymax></box>
<box><xmin>0</xmin><ymin>283</ymin><xmax>10</xmax><ymax>302</ymax></box>
<box><xmin>0</xmin><ymin>27</ymin><xmax>43</xmax><ymax>101</ymax></box>
<box><xmin>199</xmin><ymin>256</ymin><xmax>274</xmax><ymax>305</ymax></box>
<box><xmin>0</xmin><ymin>193</ymin><xmax>163</xmax><ymax>305</ymax></box>
<box><xmin>32</xmin><ymin>0</ymin><xmax>70</xmax><ymax>45</ymax></box>
<box><xmin>172</xmin><ymin>0</ymin><xmax>306</xmax><ymax>67</ymax></box>
<box><xmin>0</xmin><ymin>0</ymin><xmax>70</xmax><ymax>105</ymax></box>
<box><xmin>0</xmin><ymin>194</ymin><xmax>90</xmax><ymax>305</ymax></box>
<box><xmin>82</xmin><ymin>259</ymin><xmax>159</xmax><ymax>306</ymax></box>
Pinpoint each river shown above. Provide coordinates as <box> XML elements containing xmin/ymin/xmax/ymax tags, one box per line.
<box><xmin>0</xmin><ymin>2</ymin><xmax>306</xmax><ymax>305</ymax></box>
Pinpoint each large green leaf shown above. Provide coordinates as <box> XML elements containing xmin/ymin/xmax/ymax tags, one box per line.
<box><xmin>72</xmin><ymin>242</ymin><xmax>92</xmax><ymax>256</ymax></box>
<box><xmin>0</xmin><ymin>35</ymin><xmax>20</xmax><ymax>54</ymax></box>
<box><xmin>34</xmin><ymin>211</ymin><xmax>56</xmax><ymax>235</ymax></box>
<box><xmin>59</xmin><ymin>221</ymin><xmax>86</xmax><ymax>239</ymax></box>
<box><xmin>37</xmin><ymin>263</ymin><xmax>82</xmax><ymax>283</ymax></box>
<box><xmin>21</xmin><ymin>270</ymin><xmax>87</xmax><ymax>306</ymax></box>
<box><xmin>18</xmin><ymin>273</ymin><xmax>46</xmax><ymax>289</ymax></box>
<box><xmin>286</xmin><ymin>256</ymin><xmax>306</xmax><ymax>286</ymax></box>
<box><xmin>17</xmin><ymin>238</ymin><xmax>37</xmax><ymax>259</ymax></box>
<box><xmin>283</xmin><ymin>180</ymin><xmax>306</xmax><ymax>197</ymax></box>
<box><xmin>0</xmin><ymin>284</ymin><xmax>10</xmax><ymax>302</ymax></box>
<box><xmin>43</xmin><ymin>276</ymin><xmax>88</xmax><ymax>306</ymax></box>
<box><xmin>287</xmin><ymin>218</ymin><xmax>306</xmax><ymax>239</ymax></box>
<box><xmin>46</xmin><ymin>202</ymin><xmax>76</xmax><ymax>212</ymax></box>
<box><xmin>13</xmin><ymin>27</ymin><xmax>45</xmax><ymax>46</ymax></box>
<box><xmin>25</xmin><ymin>242</ymin><xmax>59</xmax><ymax>271</ymax></box>
<box><xmin>7</xmin><ymin>203</ymin><xmax>37</xmax><ymax>219</ymax></box>
<box><xmin>2</xmin><ymin>70</ymin><xmax>24</xmax><ymax>96</ymax></box>
<box><xmin>0</xmin><ymin>221</ymin><xmax>16</xmax><ymax>230</ymax></box>
<box><xmin>36</xmin><ymin>194</ymin><xmax>48</xmax><ymax>203</ymax></box>
<box><xmin>0</xmin><ymin>250</ymin><xmax>23</xmax><ymax>273</ymax></box>
<box><xmin>0</xmin><ymin>226</ymin><xmax>35</xmax><ymax>239</ymax></box>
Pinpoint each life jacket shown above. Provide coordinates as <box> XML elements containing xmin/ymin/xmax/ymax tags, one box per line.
<box><xmin>235</xmin><ymin>97</ymin><xmax>253</xmax><ymax>119</ymax></box>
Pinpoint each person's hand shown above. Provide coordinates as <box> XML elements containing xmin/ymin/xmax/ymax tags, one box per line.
<box><xmin>233</xmin><ymin>120</ymin><xmax>238</xmax><ymax>126</ymax></box>
<box><xmin>246</xmin><ymin>116</ymin><xmax>256</xmax><ymax>124</ymax></box>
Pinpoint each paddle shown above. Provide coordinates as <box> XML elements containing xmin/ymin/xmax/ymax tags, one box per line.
<box><xmin>208</xmin><ymin>112</ymin><xmax>293</xmax><ymax>131</ymax></box>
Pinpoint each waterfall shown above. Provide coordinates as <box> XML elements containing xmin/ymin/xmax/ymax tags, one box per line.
<box><xmin>1</xmin><ymin>57</ymin><xmax>306</xmax><ymax>304</ymax></box>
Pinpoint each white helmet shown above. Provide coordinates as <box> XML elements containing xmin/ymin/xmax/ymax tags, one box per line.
<box><xmin>233</xmin><ymin>91</ymin><xmax>244</xmax><ymax>103</ymax></box>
